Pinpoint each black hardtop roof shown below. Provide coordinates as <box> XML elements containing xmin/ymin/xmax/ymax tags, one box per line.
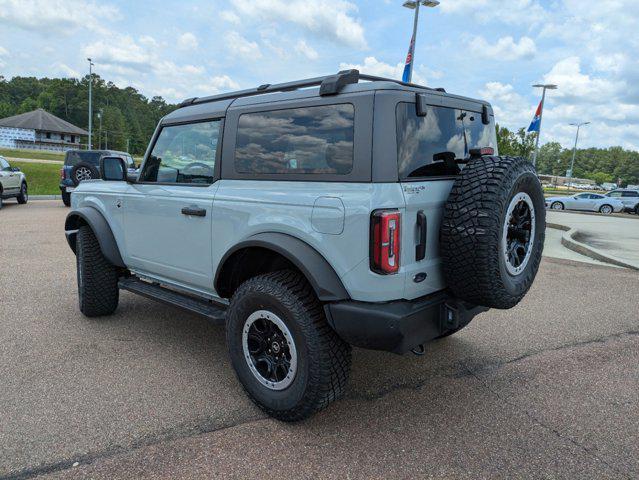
<box><xmin>65</xmin><ymin>149</ymin><xmax>129</xmax><ymax>155</ymax></box>
<box><xmin>163</xmin><ymin>69</ymin><xmax>490</xmax><ymax>124</ymax></box>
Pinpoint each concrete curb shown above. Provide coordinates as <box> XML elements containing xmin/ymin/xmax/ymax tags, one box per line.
<box><xmin>30</xmin><ymin>195</ymin><xmax>62</xmax><ymax>200</ymax></box>
<box><xmin>546</xmin><ymin>223</ymin><xmax>639</xmax><ymax>271</ymax></box>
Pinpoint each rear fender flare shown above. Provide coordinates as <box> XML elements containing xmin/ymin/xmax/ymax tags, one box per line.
<box><xmin>215</xmin><ymin>232</ymin><xmax>349</xmax><ymax>302</ymax></box>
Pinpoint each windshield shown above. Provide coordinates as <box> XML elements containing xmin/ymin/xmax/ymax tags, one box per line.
<box><xmin>396</xmin><ymin>103</ymin><xmax>497</xmax><ymax>180</ymax></box>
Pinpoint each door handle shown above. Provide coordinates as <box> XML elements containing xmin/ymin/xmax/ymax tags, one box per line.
<box><xmin>181</xmin><ymin>206</ymin><xmax>206</xmax><ymax>217</ymax></box>
<box><xmin>416</xmin><ymin>210</ymin><xmax>427</xmax><ymax>261</ymax></box>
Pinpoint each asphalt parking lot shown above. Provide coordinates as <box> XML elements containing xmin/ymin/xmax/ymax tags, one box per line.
<box><xmin>1</xmin><ymin>201</ymin><xmax>638</xmax><ymax>479</ymax></box>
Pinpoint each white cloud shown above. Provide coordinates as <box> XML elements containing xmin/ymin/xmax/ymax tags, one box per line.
<box><xmin>195</xmin><ymin>75</ymin><xmax>240</xmax><ymax>95</ymax></box>
<box><xmin>480</xmin><ymin>82</ymin><xmax>532</xmax><ymax>130</ymax></box>
<box><xmin>0</xmin><ymin>45</ymin><xmax>8</xmax><ymax>56</ymax></box>
<box><xmin>0</xmin><ymin>0</ymin><xmax>119</xmax><ymax>35</ymax></box>
<box><xmin>51</xmin><ymin>62</ymin><xmax>81</xmax><ymax>78</ymax></box>
<box><xmin>339</xmin><ymin>56</ymin><xmax>435</xmax><ymax>86</ymax></box>
<box><xmin>440</xmin><ymin>0</ymin><xmax>546</xmax><ymax>26</ymax></box>
<box><xmin>229</xmin><ymin>0</ymin><xmax>366</xmax><ymax>49</ymax></box>
<box><xmin>220</xmin><ymin>10</ymin><xmax>241</xmax><ymax>25</ymax></box>
<box><xmin>177</xmin><ymin>32</ymin><xmax>198</xmax><ymax>50</ymax></box>
<box><xmin>84</xmin><ymin>36</ymin><xmax>153</xmax><ymax>72</ymax></box>
<box><xmin>469</xmin><ymin>36</ymin><xmax>536</xmax><ymax>61</ymax></box>
<box><xmin>295</xmin><ymin>40</ymin><xmax>319</xmax><ymax>61</ymax></box>
<box><xmin>225</xmin><ymin>31</ymin><xmax>262</xmax><ymax>59</ymax></box>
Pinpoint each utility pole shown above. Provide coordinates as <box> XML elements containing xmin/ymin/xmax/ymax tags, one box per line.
<box><xmin>568</xmin><ymin>122</ymin><xmax>590</xmax><ymax>189</ymax></box>
<box><xmin>126</xmin><ymin>138</ymin><xmax>130</xmax><ymax>153</ymax></box>
<box><xmin>401</xmin><ymin>1</ymin><xmax>439</xmax><ymax>83</ymax></box>
<box><xmin>87</xmin><ymin>58</ymin><xmax>94</xmax><ymax>149</ymax></box>
<box><xmin>530</xmin><ymin>83</ymin><xmax>557</xmax><ymax>167</ymax></box>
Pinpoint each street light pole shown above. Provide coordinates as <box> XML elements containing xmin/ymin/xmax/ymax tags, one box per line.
<box><xmin>531</xmin><ymin>83</ymin><xmax>557</xmax><ymax>167</ymax></box>
<box><xmin>568</xmin><ymin>121</ymin><xmax>590</xmax><ymax>189</ymax></box>
<box><xmin>97</xmin><ymin>109</ymin><xmax>103</xmax><ymax>150</ymax></box>
<box><xmin>87</xmin><ymin>58</ymin><xmax>94</xmax><ymax>150</ymax></box>
<box><xmin>402</xmin><ymin>1</ymin><xmax>439</xmax><ymax>83</ymax></box>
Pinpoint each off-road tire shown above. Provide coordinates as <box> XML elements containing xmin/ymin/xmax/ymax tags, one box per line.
<box><xmin>71</xmin><ymin>162</ymin><xmax>99</xmax><ymax>186</ymax></box>
<box><xmin>76</xmin><ymin>225</ymin><xmax>119</xmax><ymax>317</ymax></box>
<box><xmin>16</xmin><ymin>182</ymin><xmax>28</xmax><ymax>204</ymax></box>
<box><xmin>440</xmin><ymin>155</ymin><xmax>545</xmax><ymax>309</ymax></box>
<box><xmin>61</xmin><ymin>190</ymin><xmax>71</xmax><ymax>207</ymax></box>
<box><xmin>226</xmin><ymin>270</ymin><xmax>351</xmax><ymax>422</ymax></box>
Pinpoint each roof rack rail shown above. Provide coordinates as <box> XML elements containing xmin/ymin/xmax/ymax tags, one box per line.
<box><xmin>177</xmin><ymin>69</ymin><xmax>443</xmax><ymax>109</ymax></box>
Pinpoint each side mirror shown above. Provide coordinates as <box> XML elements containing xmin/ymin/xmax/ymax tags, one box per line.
<box><xmin>11</xmin><ymin>166</ymin><xmax>21</xmax><ymax>172</ymax></box>
<box><xmin>100</xmin><ymin>156</ymin><xmax>127</xmax><ymax>181</ymax></box>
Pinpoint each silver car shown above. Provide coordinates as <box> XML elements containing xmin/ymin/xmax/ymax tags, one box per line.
<box><xmin>0</xmin><ymin>156</ymin><xmax>28</xmax><ymax>209</ymax></box>
<box><xmin>545</xmin><ymin>192</ymin><xmax>624</xmax><ymax>214</ymax></box>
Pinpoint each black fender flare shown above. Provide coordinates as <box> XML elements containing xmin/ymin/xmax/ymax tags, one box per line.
<box><xmin>64</xmin><ymin>207</ymin><xmax>125</xmax><ymax>267</ymax></box>
<box><xmin>215</xmin><ymin>232</ymin><xmax>349</xmax><ymax>302</ymax></box>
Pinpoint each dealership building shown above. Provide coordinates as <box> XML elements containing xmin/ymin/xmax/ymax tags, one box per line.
<box><xmin>0</xmin><ymin>109</ymin><xmax>88</xmax><ymax>152</ymax></box>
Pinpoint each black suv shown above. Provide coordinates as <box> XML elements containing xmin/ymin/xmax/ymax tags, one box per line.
<box><xmin>59</xmin><ymin>149</ymin><xmax>136</xmax><ymax>206</ymax></box>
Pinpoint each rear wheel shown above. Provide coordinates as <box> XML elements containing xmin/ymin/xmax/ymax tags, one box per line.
<box><xmin>440</xmin><ymin>156</ymin><xmax>546</xmax><ymax>309</ymax></box>
<box><xmin>226</xmin><ymin>270</ymin><xmax>351</xmax><ymax>422</ymax></box>
<box><xmin>16</xmin><ymin>182</ymin><xmax>28</xmax><ymax>204</ymax></box>
<box><xmin>61</xmin><ymin>190</ymin><xmax>71</xmax><ymax>207</ymax></box>
<box><xmin>76</xmin><ymin>226</ymin><xmax>119</xmax><ymax>317</ymax></box>
<box><xmin>599</xmin><ymin>204</ymin><xmax>613</xmax><ymax>215</ymax></box>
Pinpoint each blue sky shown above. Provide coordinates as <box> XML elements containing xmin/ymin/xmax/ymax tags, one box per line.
<box><xmin>1</xmin><ymin>0</ymin><xmax>638</xmax><ymax>150</ymax></box>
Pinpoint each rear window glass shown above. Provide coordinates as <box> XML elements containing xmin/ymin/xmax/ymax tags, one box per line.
<box><xmin>235</xmin><ymin>104</ymin><xmax>354</xmax><ymax>175</ymax></box>
<box><xmin>64</xmin><ymin>151</ymin><xmax>101</xmax><ymax>166</ymax></box>
<box><xmin>396</xmin><ymin>103</ymin><xmax>497</xmax><ymax>179</ymax></box>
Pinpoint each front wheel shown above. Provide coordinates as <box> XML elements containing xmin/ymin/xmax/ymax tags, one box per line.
<box><xmin>226</xmin><ymin>270</ymin><xmax>351</xmax><ymax>422</ymax></box>
<box><xmin>17</xmin><ymin>183</ymin><xmax>28</xmax><ymax>204</ymax></box>
<box><xmin>599</xmin><ymin>204</ymin><xmax>613</xmax><ymax>215</ymax></box>
<box><xmin>551</xmin><ymin>201</ymin><xmax>564</xmax><ymax>210</ymax></box>
<box><xmin>76</xmin><ymin>226</ymin><xmax>119</xmax><ymax>317</ymax></box>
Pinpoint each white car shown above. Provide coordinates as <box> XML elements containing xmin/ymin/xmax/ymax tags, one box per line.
<box><xmin>0</xmin><ymin>156</ymin><xmax>28</xmax><ymax>209</ymax></box>
<box><xmin>545</xmin><ymin>192</ymin><xmax>624</xmax><ymax>214</ymax></box>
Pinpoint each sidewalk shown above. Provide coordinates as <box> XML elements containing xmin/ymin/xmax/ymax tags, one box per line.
<box><xmin>546</xmin><ymin>211</ymin><xmax>639</xmax><ymax>268</ymax></box>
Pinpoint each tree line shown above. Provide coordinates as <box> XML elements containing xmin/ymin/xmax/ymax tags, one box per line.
<box><xmin>0</xmin><ymin>75</ymin><xmax>176</xmax><ymax>154</ymax></box>
<box><xmin>1</xmin><ymin>75</ymin><xmax>637</xmax><ymax>184</ymax></box>
<box><xmin>496</xmin><ymin>125</ymin><xmax>639</xmax><ymax>186</ymax></box>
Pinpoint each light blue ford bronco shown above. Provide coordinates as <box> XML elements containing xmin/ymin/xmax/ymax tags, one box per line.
<box><xmin>64</xmin><ymin>70</ymin><xmax>545</xmax><ymax>421</ymax></box>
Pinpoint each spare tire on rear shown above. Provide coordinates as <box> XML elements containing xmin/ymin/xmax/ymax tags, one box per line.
<box><xmin>71</xmin><ymin>162</ymin><xmax>99</xmax><ymax>186</ymax></box>
<box><xmin>440</xmin><ymin>155</ymin><xmax>545</xmax><ymax>309</ymax></box>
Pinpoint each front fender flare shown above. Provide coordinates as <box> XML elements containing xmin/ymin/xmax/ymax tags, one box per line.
<box><xmin>65</xmin><ymin>207</ymin><xmax>125</xmax><ymax>267</ymax></box>
<box><xmin>215</xmin><ymin>232</ymin><xmax>349</xmax><ymax>302</ymax></box>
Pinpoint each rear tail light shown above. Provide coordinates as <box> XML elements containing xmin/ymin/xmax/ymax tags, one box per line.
<box><xmin>60</xmin><ymin>168</ymin><xmax>65</xmax><ymax>180</ymax></box>
<box><xmin>370</xmin><ymin>209</ymin><xmax>401</xmax><ymax>275</ymax></box>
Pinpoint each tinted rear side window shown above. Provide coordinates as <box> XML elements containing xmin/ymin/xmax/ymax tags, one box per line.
<box><xmin>396</xmin><ymin>103</ymin><xmax>497</xmax><ymax>179</ymax></box>
<box><xmin>65</xmin><ymin>151</ymin><xmax>101</xmax><ymax>166</ymax></box>
<box><xmin>235</xmin><ymin>104</ymin><xmax>354</xmax><ymax>175</ymax></box>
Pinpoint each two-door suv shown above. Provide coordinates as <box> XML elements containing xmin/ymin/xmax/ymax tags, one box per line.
<box><xmin>64</xmin><ymin>71</ymin><xmax>545</xmax><ymax>421</ymax></box>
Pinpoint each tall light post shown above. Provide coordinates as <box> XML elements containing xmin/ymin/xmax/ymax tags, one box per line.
<box><xmin>530</xmin><ymin>83</ymin><xmax>557</xmax><ymax>167</ymax></box>
<box><xmin>401</xmin><ymin>0</ymin><xmax>439</xmax><ymax>83</ymax></box>
<box><xmin>87</xmin><ymin>58</ymin><xmax>94</xmax><ymax>150</ymax></box>
<box><xmin>568</xmin><ymin>121</ymin><xmax>590</xmax><ymax>189</ymax></box>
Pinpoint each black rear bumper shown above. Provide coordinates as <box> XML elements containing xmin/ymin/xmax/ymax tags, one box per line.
<box><xmin>326</xmin><ymin>291</ymin><xmax>488</xmax><ymax>354</ymax></box>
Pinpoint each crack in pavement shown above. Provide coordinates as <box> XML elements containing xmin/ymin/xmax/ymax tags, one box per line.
<box><xmin>461</xmin><ymin>364</ymin><xmax>635</xmax><ymax>480</ymax></box>
<box><xmin>0</xmin><ymin>414</ymin><xmax>268</xmax><ymax>480</ymax></box>
<box><xmin>3</xmin><ymin>329</ymin><xmax>638</xmax><ymax>480</ymax></box>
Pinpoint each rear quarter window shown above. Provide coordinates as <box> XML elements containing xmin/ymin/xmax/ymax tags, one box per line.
<box><xmin>234</xmin><ymin>104</ymin><xmax>354</xmax><ymax>175</ymax></box>
<box><xmin>396</xmin><ymin>102</ymin><xmax>497</xmax><ymax>180</ymax></box>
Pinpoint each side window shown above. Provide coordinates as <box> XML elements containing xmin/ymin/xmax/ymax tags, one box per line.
<box><xmin>0</xmin><ymin>158</ymin><xmax>10</xmax><ymax>171</ymax></box>
<box><xmin>575</xmin><ymin>193</ymin><xmax>589</xmax><ymax>199</ymax></box>
<box><xmin>234</xmin><ymin>104</ymin><xmax>354</xmax><ymax>175</ymax></box>
<box><xmin>139</xmin><ymin>119</ymin><xmax>221</xmax><ymax>184</ymax></box>
<box><xmin>608</xmin><ymin>191</ymin><xmax>622</xmax><ymax>197</ymax></box>
<box><xmin>623</xmin><ymin>191</ymin><xmax>638</xmax><ymax>197</ymax></box>
<box><xmin>396</xmin><ymin>103</ymin><xmax>497</xmax><ymax>179</ymax></box>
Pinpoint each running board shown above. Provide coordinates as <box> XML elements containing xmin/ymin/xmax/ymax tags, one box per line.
<box><xmin>118</xmin><ymin>277</ymin><xmax>226</xmax><ymax>323</ymax></box>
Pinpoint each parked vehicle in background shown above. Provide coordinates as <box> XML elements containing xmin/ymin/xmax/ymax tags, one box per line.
<box><xmin>64</xmin><ymin>70</ymin><xmax>546</xmax><ymax>421</ymax></box>
<box><xmin>0</xmin><ymin>155</ymin><xmax>28</xmax><ymax>209</ymax></box>
<box><xmin>60</xmin><ymin>150</ymin><xmax>137</xmax><ymax>207</ymax></box>
<box><xmin>546</xmin><ymin>192</ymin><xmax>623</xmax><ymax>214</ymax></box>
<box><xmin>601</xmin><ymin>182</ymin><xmax>617</xmax><ymax>191</ymax></box>
<box><xmin>606</xmin><ymin>189</ymin><xmax>639</xmax><ymax>214</ymax></box>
